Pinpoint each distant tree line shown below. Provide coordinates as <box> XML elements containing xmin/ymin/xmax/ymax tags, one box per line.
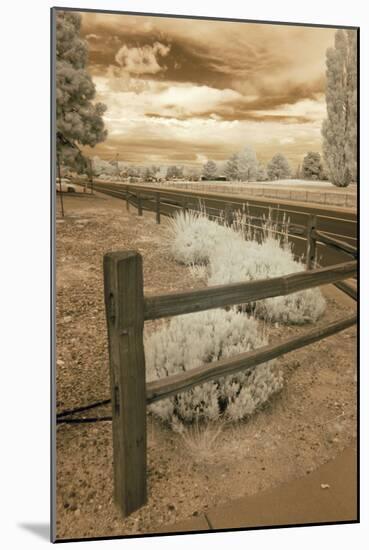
<box><xmin>202</xmin><ymin>147</ymin><xmax>293</xmax><ymax>182</ymax></box>
<box><xmin>199</xmin><ymin>148</ymin><xmax>329</xmax><ymax>183</ymax></box>
<box><xmin>82</xmin><ymin>149</ymin><xmax>331</xmax><ymax>184</ymax></box>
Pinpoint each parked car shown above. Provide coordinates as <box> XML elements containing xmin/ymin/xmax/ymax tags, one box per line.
<box><xmin>57</xmin><ymin>178</ymin><xmax>77</xmax><ymax>193</ymax></box>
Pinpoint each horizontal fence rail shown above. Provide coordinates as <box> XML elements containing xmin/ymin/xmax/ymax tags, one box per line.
<box><xmin>146</xmin><ymin>313</ymin><xmax>357</xmax><ymax>404</ymax></box>
<box><xmin>313</xmin><ymin>229</ymin><xmax>358</xmax><ymax>258</ymax></box>
<box><xmin>144</xmin><ymin>260</ymin><xmax>357</xmax><ymax>320</ymax></box>
<box><xmin>334</xmin><ymin>280</ymin><xmax>357</xmax><ymax>301</ymax></box>
<box><xmin>309</xmin><ymin>225</ymin><xmax>357</xmax><ymax>300</ymax></box>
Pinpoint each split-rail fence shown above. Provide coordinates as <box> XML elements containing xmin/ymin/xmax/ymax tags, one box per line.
<box><xmin>102</xmin><ymin>191</ymin><xmax>357</xmax><ymax>516</ymax></box>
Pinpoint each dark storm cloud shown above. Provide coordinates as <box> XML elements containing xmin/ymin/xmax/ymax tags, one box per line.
<box><xmin>77</xmin><ymin>12</ymin><xmax>338</xmax><ymax>165</ymax></box>
<box><xmin>81</xmin><ymin>14</ymin><xmax>331</xmax><ymax>101</ymax></box>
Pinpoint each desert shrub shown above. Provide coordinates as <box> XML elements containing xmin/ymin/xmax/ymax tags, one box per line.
<box><xmin>168</xmin><ymin>210</ymin><xmax>326</xmax><ymax>324</ymax></box>
<box><xmin>145</xmin><ymin>308</ymin><xmax>283</xmax><ymax>425</ymax></box>
<box><xmin>167</xmin><ymin>210</ymin><xmax>240</xmax><ymax>265</ymax></box>
<box><xmin>208</xmin><ymin>237</ymin><xmax>326</xmax><ymax>324</ymax></box>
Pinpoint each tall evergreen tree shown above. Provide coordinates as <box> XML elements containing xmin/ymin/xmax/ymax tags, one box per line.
<box><xmin>56</xmin><ymin>11</ymin><xmax>107</xmax><ymax>170</ymax></box>
<box><xmin>346</xmin><ymin>30</ymin><xmax>357</xmax><ymax>183</ymax></box>
<box><xmin>321</xmin><ymin>29</ymin><xmax>357</xmax><ymax>187</ymax></box>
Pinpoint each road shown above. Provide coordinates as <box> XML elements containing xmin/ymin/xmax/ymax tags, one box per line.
<box><xmin>83</xmin><ymin>180</ymin><xmax>357</xmax><ymax>268</ymax></box>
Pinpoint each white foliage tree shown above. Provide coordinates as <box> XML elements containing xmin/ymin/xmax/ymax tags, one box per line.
<box><xmin>166</xmin><ymin>165</ymin><xmax>184</xmax><ymax>179</ymax></box>
<box><xmin>267</xmin><ymin>153</ymin><xmax>291</xmax><ymax>180</ymax></box>
<box><xmin>91</xmin><ymin>156</ymin><xmax>115</xmax><ymax>177</ymax></box>
<box><xmin>56</xmin><ymin>11</ymin><xmax>107</xmax><ymax>170</ymax></box>
<box><xmin>321</xmin><ymin>29</ymin><xmax>357</xmax><ymax>187</ymax></box>
<box><xmin>143</xmin><ymin>165</ymin><xmax>160</xmax><ymax>181</ymax></box>
<box><xmin>127</xmin><ymin>165</ymin><xmax>142</xmax><ymax>178</ymax></box>
<box><xmin>224</xmin><ymin>147</ymin><xmax>258</xmax><ymax>181</ymax></box>
<box><xmin>237</xmin><ymin>147</ymin><xmax>258</xmax><ymax>181</ymax></box>
<box><xmin>202</xmin><ymin>160</ymin><xmax>218</xmax><ymax>179</ymax></box>
<box><xmin>184</xmin><ymin>166</ymin><xmax>201</xmax><ymax>181</ymax></box>
<box><xmin>302</xmin><ymin>152</ymin><xmax>324</xmax><ymax>180</ymax></box>
<box><xmin>256</xmin><ymin>162</ymin><xmax>268</xmax><ymax>181</ymax></box>
<box><xmin>224</xmin><ymin>153</ymin><xmax>239</xmax><ymax>181</ymax></box>
<box><xmin>346</xmin><ymin>30</ymin><xmax>357</xmax><ymax>183</ymax></box>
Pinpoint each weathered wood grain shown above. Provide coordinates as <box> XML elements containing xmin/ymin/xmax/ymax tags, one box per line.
<box><xmin>334</xmin><ymin>280</ymin><xmax>357</xmax><ymax>301</ymax></box>
<box><xmin>103</xmin><ymin>251</ymin><xmax>147</xmax><ymax>516</ymax></box>
<box><xmin>314</xmin><ymin>229</ymin><xmax>357</xmax><ymax>258</ymax></box>
<box><xmin>144</xmin><ymin>260</ymin><xmax>357</xmax><ymax>320</ymax></box>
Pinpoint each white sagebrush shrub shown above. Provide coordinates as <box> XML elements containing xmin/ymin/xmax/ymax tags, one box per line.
<box><xmin>145</xmin><ymin>309</ymin><xmax>283</xmax><ymax>424</ymax></box>
<box><xmin>167</xmin><ymin>210</ymin><xmax>240</xmax><ymax>265</ymax></box>
<box><xmin>168</xmin><ymin>210</ymin><xmax>326</xmax><ymax>324</ymax></box>
<box><xmin>208</xmin><ymin>237</ymin><xmax>326</xmax><ymax>324</ymax></box>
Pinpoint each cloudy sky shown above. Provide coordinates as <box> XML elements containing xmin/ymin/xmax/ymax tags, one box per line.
<box><xmin>79</xmin><ymin>12</ymin><xmax>338</xmax><ymax>168</ymax></box>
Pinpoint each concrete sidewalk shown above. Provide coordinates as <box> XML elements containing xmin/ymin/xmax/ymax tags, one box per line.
<box><xmin>158</xmin><ymin>445</ymin><xmax>357</xmax><ymax>534</ymax></box>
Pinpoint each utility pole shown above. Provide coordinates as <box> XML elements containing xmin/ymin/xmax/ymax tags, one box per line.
<box><xmin>88</xmin><ymin>157</ymin><xmax>94</xmax><ymax>194</ymax></box>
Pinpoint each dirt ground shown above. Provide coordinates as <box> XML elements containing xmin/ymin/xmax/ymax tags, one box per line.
<box><xmin>55</xmin><ymin>192</ymin><xmax>357</xmax><ymax>540</ymax></box>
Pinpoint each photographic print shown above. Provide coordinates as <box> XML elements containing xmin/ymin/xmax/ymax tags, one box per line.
<box><xmin>52</xmin><ymin>7</ymin><xmax>358</xmax><ymax>542</ymax></box>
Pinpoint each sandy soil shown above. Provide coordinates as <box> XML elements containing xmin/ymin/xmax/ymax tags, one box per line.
<box><xmin>55</xmin><ymin>192</ymin><xmax>357</xmax><ymax>540</ymax></box>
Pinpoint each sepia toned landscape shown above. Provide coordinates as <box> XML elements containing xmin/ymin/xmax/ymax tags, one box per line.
<box><xmin>53</xmin><ymin>9</ymin><xmax>358</xmax><ymax>542</ymax></box>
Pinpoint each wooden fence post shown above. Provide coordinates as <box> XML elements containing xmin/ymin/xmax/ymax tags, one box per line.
<box><xmin>137</xmin><ymin>191</ymin><xmax>143</xmax><ymax>216</ymax></box>
<box><xmin>306</xmin><ymin>214</ymin><xmax>317</xmax><ymax>270</ymax></box>
<box><xmin>182</xmin><ymin>197</ymin><xmax>188</xmax><ymax>213</ymax></box>
<box><xmin>103</xmin><ymin>251</ymin><xmax>147</xmax><ymax>517</ymax></box>
<box><xmin>156</xmin><ymin>192</ymin><xmax>161</xmax><ymax>224</ymax></box>
<box><xmin>224</xmin><ymin>202</ymin><xmax>233</xmax><ymax>226</ymax></box>
<box><xmin>126</xmin><ymin>185</ymin><xmax>130</xmax><ymax>210</ymax></box>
